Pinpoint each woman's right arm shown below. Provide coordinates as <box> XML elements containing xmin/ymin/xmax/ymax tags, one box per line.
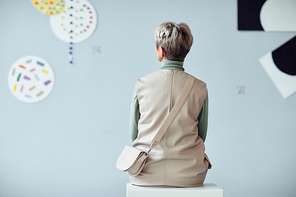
<box><xmin>129</xmin><ymin>84</ymin><xmax>140</xmax><ymax>141</ymax></box>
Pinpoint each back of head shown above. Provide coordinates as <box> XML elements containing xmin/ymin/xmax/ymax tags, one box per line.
<box><xmin>155</xmin><ymin>22</ymin><xmax>193</xmax><ymax>62</ymax></box>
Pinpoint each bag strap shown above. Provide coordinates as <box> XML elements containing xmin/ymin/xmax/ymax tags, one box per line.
<box><xmin>149</xmin><ymin>75</ymin><xmax>195</xmax><ymax>151</ymax></box>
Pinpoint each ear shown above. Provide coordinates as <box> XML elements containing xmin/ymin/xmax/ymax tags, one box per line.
<box><xmin>161</xmin><ymin>47</ymin><xmax>166</xmax><ymax>58</ymax></box>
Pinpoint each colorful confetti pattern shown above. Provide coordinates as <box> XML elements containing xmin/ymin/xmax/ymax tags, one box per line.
<box><xmin>8</xmin><ymin>56</ymin><xmax>55</xmax><ymax>103</ymax></box>
<box><xmin>31</xmin><ymin>0</ymin><xmax>65</xmax><ymax>15</ymax></box>
<box><xmin>50</xmin><ymin>0</ymin><xmax>97</xmax><ymax>43</ymax></box>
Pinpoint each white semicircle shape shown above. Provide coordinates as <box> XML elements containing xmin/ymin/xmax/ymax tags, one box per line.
<box><xmin>260</xmin><ymin>0</ymin><xmax>296</xmax><ymax>32</ymax></box>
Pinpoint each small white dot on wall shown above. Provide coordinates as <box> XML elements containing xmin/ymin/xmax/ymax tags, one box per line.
<box><xmin>236</xmin><ymin>86</ymin><xmax>245</xmax><ymax>95</ymax></box>
<box><xmin>93</xmin><ymin>45</ymin><xmax>101</xmax><ymax>55</ymax></box>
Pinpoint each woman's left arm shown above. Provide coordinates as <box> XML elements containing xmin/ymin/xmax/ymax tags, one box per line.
<box><xmin>197</xmin><ymin>93</ymin><xmax>208</xmax><ymax>142</ymax></box>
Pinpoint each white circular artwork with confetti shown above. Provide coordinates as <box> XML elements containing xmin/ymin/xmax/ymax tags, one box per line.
<box><xmin>49</xmin><ymin>0</ymin><xmax>97</xmax><ymax>43</ymax></box>
<box><xmin>8</xmin><ymin>56</ymin><xmax>55</xmax><ymax>103</ymax></box>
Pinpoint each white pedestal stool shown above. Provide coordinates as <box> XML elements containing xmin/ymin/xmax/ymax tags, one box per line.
<box><xmin>126</xmin><ymin>183</ymin><xmax>223</xmax><ymax>197</ymax></box>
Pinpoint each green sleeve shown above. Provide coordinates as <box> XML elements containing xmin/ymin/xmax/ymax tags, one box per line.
<box><xmin>197</xmin><ymin>93</ymin><xmax>208</xmax><ymax>142</ymax></box>
<box><xmin>129</xmin><ymin>84</ymin><xmax>140</xmax><ymax>141</ymax></box>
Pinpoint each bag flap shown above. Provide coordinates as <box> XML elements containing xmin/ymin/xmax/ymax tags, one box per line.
<box><xmin>116</xmin><ymin>146</ymin><xmax>144</xmax><ymax>171</ymax></box>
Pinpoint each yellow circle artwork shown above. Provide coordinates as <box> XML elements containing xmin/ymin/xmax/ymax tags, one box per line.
<box><xmin>31</xmin><ymin>0</ymin><xmax>65</xmax><ymax>15</ymax></box>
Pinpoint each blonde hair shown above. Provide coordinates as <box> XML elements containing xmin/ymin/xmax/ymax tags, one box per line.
<box><xmin>155</xmin><ymin>22</ymin><xmax>193</xmax><ymax>62</ymax></box>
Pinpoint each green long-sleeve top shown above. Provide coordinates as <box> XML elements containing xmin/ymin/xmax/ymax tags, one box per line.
<box><xmin>129</xmin><ymin>60</ymin><xmax>208</xmax><ymax>142</ymax></box>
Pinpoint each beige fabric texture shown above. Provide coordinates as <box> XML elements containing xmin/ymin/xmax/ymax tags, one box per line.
<box><xmin>130</xmin><ymin>69</ymin><xmax>211</xmax><ymax>187</ymax></box>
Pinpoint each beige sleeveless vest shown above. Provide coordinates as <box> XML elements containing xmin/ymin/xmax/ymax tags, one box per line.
<box><xmin>130</xmin><ymin>69</ymin><xmax>211</xmax><ymax>187</ymax></box>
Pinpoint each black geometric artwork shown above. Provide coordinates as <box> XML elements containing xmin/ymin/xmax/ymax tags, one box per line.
<box><xmin>238</xmin><ymin>0</ymin><xmax>296</xmax><ymax>32</ymax></box>
<box><xmin>272</xmin><ymin>36</ymin><xmax>296</xmax><ymax>76</ymax></box>
<box><xmin>237</xmin><ymin>0</ymin><xmax>266</xmax><ymax>31</ymax></box>
<box><xmin>259</xmin><ymin>36</ymin><xmax>296</xmax><ymax>99</ymax></box>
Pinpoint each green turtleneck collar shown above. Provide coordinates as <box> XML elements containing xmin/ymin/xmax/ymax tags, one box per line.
<box><xmin>160</xmin><ymin>60</ymin><xmax>184</xmax><ymax>71</ymax></box>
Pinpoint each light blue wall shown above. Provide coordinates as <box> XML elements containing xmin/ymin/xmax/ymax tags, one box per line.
<box><xmin>1</xmin><ymin>0</ymin><xmax>295</xmax><ymax>196</ymax></box>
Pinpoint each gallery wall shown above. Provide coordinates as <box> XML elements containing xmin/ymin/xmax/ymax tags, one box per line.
<box><xmin>0</xmin><ymin>0</ymin><xmax>295</xmax><ymax>197</ymax></box>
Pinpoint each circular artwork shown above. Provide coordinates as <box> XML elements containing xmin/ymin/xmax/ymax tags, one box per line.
<box><xmin>8</xmin><ymin>56</ymin><xmax>55</xmax><ymax>103</ymax></box>
<box><xmin>49</xmin><ymin>0</ymin><xmax>97</xmax><ymax>43</ymax></box>
<box><xmin>31</xmin><ymin>0</ymin><xmax>65</xmax><ymax>15</ymax></box>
